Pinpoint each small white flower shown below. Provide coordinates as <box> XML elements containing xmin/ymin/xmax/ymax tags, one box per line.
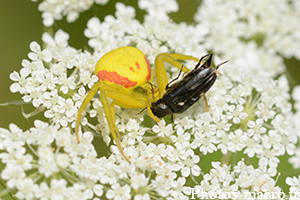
<box><xmin>286</xmin><ymin>175</ymin><xmax>300</xmax><ymax>193</ymax></box>
<box><xmin>255</xmin><ymin>102</ymin><xmax>276</xmax><ymax>121</ymax></box>
<box><xmin>171</xmin><ymin>126</ymin><xmax>190</xmax><ymax>151</ymax></box>
<box><xmin>138</xmin><ymin>0</ymin><xmax>179</xmax><ymax>14</ymax></box>
<box><xmin>213</xmin><ymin>115</ymin><xmax>231</xmax><ymax>136</ymax></box>
<box><xmin>28</xmin><ymin>41</ymin><xmax>52</xmax><ymax>62</ymax></box>
<box><xmin>55</xmin><ymin>153</ymin><xmax>70</xmax><ymax>169</ymax></box>
<box><xmin>226</xmin><ymin>104</ymin><xmax>248</xmax><ymax>124</ymax></box>
<box><xmin>130</xmin><ymin>173</ymin><xmax>149</xmax><ymax>190</ymax></box>
<box><xmin>1</xmin><ymin>164</ymin><xmax>26</xmax><ymax>188</ymax></box>
<box><xmin>50</xmin><ymin>179</ymin><xmax>68</xmax><ymax>198</ymax></box>
<box><xmin>37</xmin><ymin>0</ymin><xmax>108</xmax><ymax>26</ymax></box>
<box><xmin>243</xmin><ymin>136</ymin><xmax>263</xmax><ymax>158</ymax></box>
<box><xmin>22</xmin><ymin>88</ymin><xmax>44</xmax><ymax>107</ymax></box>
<box><xmin>106</xmin><ymin>183</ymin><xmax>131</xmax><ymax>200</ymax></box>
<box><xmin>193</xmin><ymin>134</ymin><xmax>217</xmax><ymax>155</ymax></box>
<box><xmin>43</xmin><ymin>29</ymin><xmax>70</xmax><ymax>47</ymax></box>
<box><xmin>64</xmin><ymin>98</ymin><xmax>77</xmax><ymax>118</ymax></box>
<box><xmin>15</xmin><ymin>178</ymin><xmax>41</xmax><ymax>200</ymax></box>
<box><xmin>225</xmin><ymin>87</ymin><xmax>246</xmax><ymax>105</ymax></box>
<box><xmin>181</xmin><ymin>155</ymin><xmax>201</xmax><ymax>177</ymax></box>
<box><xmin>100</xmin><ymin>162</ymin><xmax>120</xmax><ymax>185</ymax></box>
<box><xmin>38</xmin><ymin>156</ymin><xmax>59</xmax><ymax>177</ymax></box>
<box><xmin>68</xmin><ymin>183</ymin><xmax>93</xmax><ymax>200</ymax></box>
<box><xmin>58</xmin><ymin>74</ymin><xmax>76</xmax><ymax>94</ymax></box>
<box><xmin>21</xmin><ymin>59</ymin><xmax>44</xmax><ymax>76</ymax></box>
<box><xmin>152</xmin><ymin>175</ymin><xmax>171</xmax><ymax>197</ymax></box>
<box><xmin>134</xmin><ymin>193</ymin><xmax>150</xmax><ymax>200</ymax></box>
<box><xmin>217</xmin><ymin>132</ymin><xmax>230</xmax><ymax>154</ymax></box>
<box><xmin>174</xmin><ymin>116</ymin><xmax>195</xmax><ymax>130</ymax></box>
<box><xmin>227</xmin><ymin>129</ymin><xmax>246</xmax><ymax>152</ymax></box>
<box><xmin>115</xmin><ymin>2</ymin><xmax>136</xmax><ymax>23</ymax></box>
<box><xmin>258</xmin><ymin>148</ymin><xmax>280</xmax><ymax>169</ymax></box>
<box><xmin>152</xmin><ymin>120</ymin><xmax>173</xmax><ymax>137</ymax></box>
<box><xmin>261</xmin><ymin>130</ymin><xmax>281</xmax><ymax>149</ymax></box>
<box><xmin>39</xmin><ymin>182</ymin><xmax>53</xmax><ymax>199</ymax></box>
<box><xmin>43</xmin><ymin>89</ymin><xmax>65</xmax><ymax>109</ymax></box>
<box><xmin>247</xmin><ymin>119</ymin><xmax>266</xmax><ymax>137</ymax></box>
<box><xmin>271</xmin><ymin>114</ymin><xmax>291</xmax><ymax>136</ymax></box>
<box><xmin>289</xmin><ymin>147</ymin><xmax>300</xmax><ymax>169</ymax></box>
<box><xmin>9</xmin><ymin>69</ymin><xmax>31</xmax><ymax>94</ymax></box>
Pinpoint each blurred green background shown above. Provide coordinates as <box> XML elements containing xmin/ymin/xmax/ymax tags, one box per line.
<box><xmin>0</xmin><ymin>0</ymin><xmax>299</xmax><ymax>199</ymax></box>
<box><xmin>0</xmin><ymin>0</ymin><xmax>43</xmax><ymax>130</ymax></box>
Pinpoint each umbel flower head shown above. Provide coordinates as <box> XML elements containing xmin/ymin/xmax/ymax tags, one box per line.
<box><xmin>1</xmin><ymin>0</ymin><xmax>300</xmax><ymax>199</ymax></box>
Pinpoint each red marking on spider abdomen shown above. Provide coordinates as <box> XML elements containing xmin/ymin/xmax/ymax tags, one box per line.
<box><xmin>135</xmin><ymin>61</ymin><xmax>140</xmax><ymax>70</ymax></box>
<box><xmin>129</xmin><ymin>67</ymin><xmax>135</xmax><ymax>72</ymax></box>
<box><xmin>144</xmin><ymin>56</ymin><xmax>151</xmax><ymax>81</ymax></box>
<box><xmin>97</xmin><ymin>70</ymin><xmax>137</xmax><ymax>88</ymax></box>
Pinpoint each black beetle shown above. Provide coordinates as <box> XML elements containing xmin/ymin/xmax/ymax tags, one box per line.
<box><xmin>151</xmin><ymin>53</ymin><xmax>228</xmax><ymax>118</ymax></box>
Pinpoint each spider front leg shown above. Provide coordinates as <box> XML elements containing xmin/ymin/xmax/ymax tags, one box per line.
<box><xmin>76</xmin><ymin>82</ymin><xmax>149</xmax><ymax>163</ymax></box>
<box><xmin>76</xmin><ymin>81</ymin><xmax>102</xmax><ymax>143</ymax></box>
<box><xmin>154</xmin><ymin>53</ymin><xmax>199</xmax><ymax>95</ymax></box>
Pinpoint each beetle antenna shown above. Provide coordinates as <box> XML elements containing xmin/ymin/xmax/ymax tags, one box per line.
<box><xmin>216</xmin><ymin>60</ymin><xmax>228</xmax><ymax>70</ymax></box>
<box><xmin>136</xmin><ymin>107</ymin><xmax>147</xmax><ymax>115</ymax></box>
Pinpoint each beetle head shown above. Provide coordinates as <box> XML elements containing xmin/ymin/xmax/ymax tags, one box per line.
<box><xmin>151</xmin><ymin>99</ymin><xmax>173</xmax><ymax>118</ymax></box>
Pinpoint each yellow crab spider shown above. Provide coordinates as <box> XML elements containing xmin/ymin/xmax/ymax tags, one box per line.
<box><xmin>75</xmin><ymin>46</ymin><xmax>201</xmax><ymax>163</ymax></box>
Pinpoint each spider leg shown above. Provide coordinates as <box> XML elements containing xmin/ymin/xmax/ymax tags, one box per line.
<box><xmin>100</xmin><ymin>90</ymin><xmax>132</xmax><ymax>163</ymax></box>
<box><xmin>154</xmin><ymin>53</ymin><xmax>199</xmax><ymax>95</ymax></box>
<box><xmin>75</xmin><ymin>81</ymin><xmax>102</xmax><ymax>143</ymax></box>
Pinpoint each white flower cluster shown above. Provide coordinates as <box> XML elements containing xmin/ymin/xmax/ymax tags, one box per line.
<box><xmin>192</xmin><ymin>161</ymin><xmax>283</xmax><ymax>199</ymax></box>
<box><xmin>195</xmin><ymin>0</ymin><xmax>300</xmax><ymax>78</ymax></box>
<box><xmin>286</xmin><ymin>174</ymin><xmax>300</xmax><ymax>199</ymax></box>
<box><xmin>10</xmin><ymin>30</ymin><xmax>98</xmax><ymax>128</ymax></box>
<box><xmin>285</xmin><ymin>86</ymin><xmax>300</xmax><ymax>196</ymax></box>
<box><xmin>2</xmin><ymin>0</ymin><xmax>300</xmax><ymax>199</ymax></box>
<box><xmin>84</xmin><ymin>1</ymin><xmax>207</xmax><ymax>58</ymax></box>
<box><xmin>0</xmin><ymin>121</ymin><xmax>195</xmax><ymax>199</ymax></box>
<box><xmin>33</xmin><ymin>0</ymin><xmax>109</xmax><ymax>26</ymax></box>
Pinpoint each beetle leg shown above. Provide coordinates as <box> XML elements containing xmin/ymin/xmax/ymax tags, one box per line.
<box><xmin>170</xmin><ymin>115</ymin><xmax>174</xmax><ymax>123</ymax></box>
<box><xmin>203</xmin><ymin>94</ymin><xmax>209</xmax><ymax>112</ymax></box>
<box><xmin>165</xmin><ymin>65</ymin><xmax>184</xmax><ymax>90</ymax></box>
<box><xmin>194</xmin><ymin>53</ymin><xmax>210</xmax><ymax>70</ymax></box>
